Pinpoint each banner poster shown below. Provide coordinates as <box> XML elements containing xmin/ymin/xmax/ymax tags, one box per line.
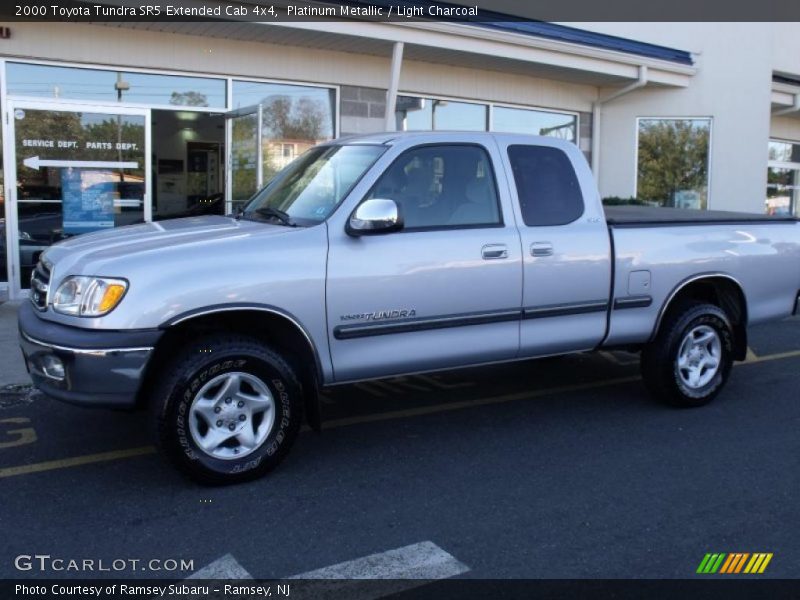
<box><xmin>61</xmin><ymin>167</ymin><xmax>116</xmax><ymax>234</ymax></box>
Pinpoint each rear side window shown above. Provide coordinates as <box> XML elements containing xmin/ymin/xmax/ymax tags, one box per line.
<box><xmin>508</xmin><ymin>145</ymin><xmax>584</xmax><ymax>226</ymax></box>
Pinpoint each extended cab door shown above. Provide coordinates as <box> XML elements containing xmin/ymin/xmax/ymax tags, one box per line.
<box><xmin>497</xmin><ymin>137</ymin><xmax>612</xmax><ymax>356</ymax></box>
<box><xmin>325</xmin><ymin>137</ymin><xmax>523</xmax><ymax>382</ymax></box>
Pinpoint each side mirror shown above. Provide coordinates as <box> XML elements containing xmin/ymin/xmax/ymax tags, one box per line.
<box><xmin>346</xmin><ymin>198</ymin><xmax>403</xmax><ymax>236</ymax></box>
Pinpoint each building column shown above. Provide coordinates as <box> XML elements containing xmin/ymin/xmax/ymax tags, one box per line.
<box><xmin>384</xmin><ymin>42</ymin><xmax>404</xmax><ymax>131</ymax></box>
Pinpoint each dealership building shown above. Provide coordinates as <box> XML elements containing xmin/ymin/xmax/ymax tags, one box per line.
<box><xmin>0</xmin><ymin>13</ymin><xmax>798</xmax><ymax>299</ymax></box>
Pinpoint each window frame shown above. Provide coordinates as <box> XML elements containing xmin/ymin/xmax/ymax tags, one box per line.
<box><xmin>634</xmin><ymin>116</ymin><xmax>713</xmax><ymax>209</ymax></box>
<box><xmin>359</xmin><ymin>142</ymin><xmax>505</xmax><ymax>233</ymax></box>
<box><xmin>507</xmin><ymin>143</ymin><xmax>586</xmax><ymax>227</ymax></box>
<box><xmin>767</xmin><ymin>137</ymin><xmax>800</xmax><ymax>216</ymax></box>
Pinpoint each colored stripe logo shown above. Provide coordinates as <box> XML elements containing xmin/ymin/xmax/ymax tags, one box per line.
<box><xmin>696</xmin><ymin>553</ymin><xmax>773</xmax><ymax>574</ymax></box>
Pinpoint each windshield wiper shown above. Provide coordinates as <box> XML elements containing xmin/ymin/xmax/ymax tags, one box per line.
<box><xmin>253</xmin><ymin>206</ymin><xmax>298</xmax><ymax>227</ymax></box>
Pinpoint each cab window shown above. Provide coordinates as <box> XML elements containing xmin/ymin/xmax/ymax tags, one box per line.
<box><xmin>367</xmin><ymin>145</ymin><xmax>501</xmax><ymax>230</ymax></box>
<box><xmin>508</xmin><ymin>145</ymin><xmax>584</xmax><ymax>226</ymax></box>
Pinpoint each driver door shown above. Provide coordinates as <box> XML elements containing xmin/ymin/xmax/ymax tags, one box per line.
<box><xmin>325</xmin><ymin>140</ymin><xmax>523</xmax><ymax>382</ymax></box>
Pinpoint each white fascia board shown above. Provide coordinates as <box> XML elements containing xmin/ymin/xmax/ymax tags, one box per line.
<box><xmin>773</xmin><ymin>81</ymin><xmax>800</xmax><ymax>95</ymax></box>
<box><xmin>260</xmin><ymin>20</ymin><xmax>695</xmax><ymax>87</ymax></box>
<box><xmin>772</xmin><ymin>89</ymin><xmax>796</xmax><ymax>108</ymax></box>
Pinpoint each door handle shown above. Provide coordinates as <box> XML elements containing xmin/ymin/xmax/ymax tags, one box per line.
<box><xmin>530</xmin><ymin>242</ymin><xmax>554</xmax><ymax>257</ymax></box>
<box><xmin>481</xmin><ymin>244</ymin><xmax>508</xmax><ymax>260</ymax></box>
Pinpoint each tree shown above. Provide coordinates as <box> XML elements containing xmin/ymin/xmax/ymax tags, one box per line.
<box><xmin>261</xmin><ymin>95</ymin><xmax>328</xmax><ymax>140</ymax></box>
<box><xmin>637</xmin><ymin>119</ymin><xmax>710</xmax><ymax>208</ymax></box>
<box><xmin>231</xmin><ymin>114</ymin><xmax>258</xmax><ymax>203</ymax></box>
<box><xmin>169</xmin><ymin>91</ymin><xmax>209</xmax><ymax>107</ymax></box>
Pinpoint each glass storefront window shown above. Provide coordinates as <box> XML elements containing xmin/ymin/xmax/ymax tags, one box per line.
<box><xmin>766</xmin><ymin>167</ymin><xmax>799</xmax><ymax>215</ymax></box>
<box><xmin>395</xmin><ymin>96</ymin><xmax>488</xmax><ymax>131</ymax></box>
<box><xmin>0</xmin><ymin>93</ymin><xmax>5</xmax><ymax>286</ymax></box>
<box><xmin>492</xmin><ymin>106</ymin><xmax>577</xmax><ymax>142</ymax></box>
<box><xmin>768</xmin><ymin>140</ymin><xmax>800</xmax><ymax>163</ymax></box>
<box><xmin>14</xmin><ymin>108</ymin><xmax>146</xmax><ymax>287</ymax></box>
<box><xmin>766</xmin><ymin>140</ymin><xmax>800</xmax><ymax>216</ymax></box>
<box><xmin>231</xmin><ymin>81</ymin><xmax>336</xmax><ymax>206</ymax></box>
<box><xmin>6</xmin><ymin>63</ymin><xmax>226</xmax><ymax>108</ymax></box>
<box><xmin>636</xmin><ymin>118</ymin><xmax>711</xmax><ymax>210</ymax></box>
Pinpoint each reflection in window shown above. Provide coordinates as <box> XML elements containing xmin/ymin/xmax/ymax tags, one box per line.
<box><xmin>14</xmin><ymin>109</ymin><xmax>146</xmax><ymax>287</ymax></box>
<box><xmin>492</xmin><ymin>106</ymin><xmax>577</xmax><ymax>142</ymax></box>
<box><xmin>367</xmin><ymin>145</ymin><xmax>500</xmax><ymax>229</ymax></box>
<box><xmin>231</xmin><ymin>81</ymin><xmax>336</xmax><ymax>206</ymax></box>
<box><xmin>768</xmin><ymin>140</ymin><xmax>800</xmax><ymax>163</ymax></box>
<box><xmin>766</xmin><ymin>140</ymin><xmax>800</xmax><ymax>215</ymax></box>
<box><xmin>395</xmin><ymin>96</ymin><xmax>488</xmax><ymax>131</ymax></box>
<box><xmin>243</xmin><ymin>145</ymin><xmax>385</xmax><ymax>224</ymax></box>
<box><xmin>636</xmin><ymin>118</ymin><xmax>711</xmax><ymax>210</ymax></box>
<box><xmin>231</xmin><ymin>113</ymin><xmax>259</xmax><ymax>205</ymax></box>
<box><xmin>0</xmin><ymin>92</ymin><xmax>4</xmax><ymax>285</ymax></box>
<box><xmin>6</xmin><ymin>62</ymin><xmax>226</xmax><ymax>108</ymax></box>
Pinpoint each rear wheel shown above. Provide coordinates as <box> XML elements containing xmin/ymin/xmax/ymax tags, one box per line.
<box><xmin>641</xmin><ymin>302</ymin><xmax>734</xmax><ymax>407</ymax></box>
<box><xmin>151</xmin><ymin>334</ymin><xmax>303</xmax><ymax>484</ymax></box>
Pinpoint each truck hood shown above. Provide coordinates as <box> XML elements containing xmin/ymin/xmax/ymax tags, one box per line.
<box><xmin>43</xmin><ymin>215</ymin><xmax>294</xmax><ymax>275</ymax></box>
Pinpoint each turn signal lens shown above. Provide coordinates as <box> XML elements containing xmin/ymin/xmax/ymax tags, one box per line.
<box><xmin>98</xmin><ymin>283</ymin><xmax>126</xmax><ymax>313</ymax></box>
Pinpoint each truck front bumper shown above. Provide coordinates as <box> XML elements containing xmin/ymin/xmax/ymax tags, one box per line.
<box><xmin>18</xmin><ymin>302</ymin><xmax>163</xmax><ymax>409</ymax></box>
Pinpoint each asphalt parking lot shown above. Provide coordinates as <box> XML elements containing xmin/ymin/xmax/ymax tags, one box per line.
<box><xmin>1</xmin><ymin>309</ymin><xmax>799</xmax><ymax>583</ymax></box>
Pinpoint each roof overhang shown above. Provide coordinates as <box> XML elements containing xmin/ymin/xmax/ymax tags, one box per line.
<box><xmin>772</xmin><ymin>79</ymin><xmax>800</xmax><ymax>118</ymax></box>
<box><xmin>275</xmin><ymin>19</ymin><xmax>696</xmax><ymax>87</ymax></box>
<box><xmin>93</xmin><ymin>2</ymin><xmax>696</xmax><ymax>90</ymax></box>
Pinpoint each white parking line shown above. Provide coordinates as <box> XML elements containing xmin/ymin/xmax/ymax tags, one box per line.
<box><xmin>286</xmin><ymin>541</ymin><xmax>469</xmax><ymax>600</ymax></box>
<box><xmin>187</xmin><ymin>542</ymin><xmax>468</xmax><ymax>600</ymax></box>
<box><xmin>188</xmin><ymin>553</ymin><xmax>252</xmax><ymax>580</ymax></box>
<box><xmin>291</xmin><ymin>541</ymin><xmax>468</xmax><ymax>579</ymax></box>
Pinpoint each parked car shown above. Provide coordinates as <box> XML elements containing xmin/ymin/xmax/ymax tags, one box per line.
<box><xmin>0</xmin><ymin>213</ymin><xmax>63</xmax><ymax>285</ymax></box>
<box><xmin>19</xmin><ymin>132</ymin><xmax>800</xmax><ymax>484</ymax></box>
<box><xmin>153</xmin><ymin>193</ymin><xmax>225</xmax><ymax>221</ymax></box>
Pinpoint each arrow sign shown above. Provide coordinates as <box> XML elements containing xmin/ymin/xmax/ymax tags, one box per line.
<box><xmin>23</xmin><ymin>156</ymin><xmax>139</xmax><ymax>170</ymax></box>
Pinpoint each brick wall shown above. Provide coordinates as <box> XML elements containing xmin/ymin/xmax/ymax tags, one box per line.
<box><xmin>340</xmin><ymin>85</ymin><xmax>387</xmax><ymax>136</ymax></box>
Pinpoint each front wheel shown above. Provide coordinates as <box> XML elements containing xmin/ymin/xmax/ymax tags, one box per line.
<box><xmin>151</xmin><ymin>335</ymin><xmax>304</xmax><ymax>484</ymax></box>
<box><xmin>641</xmin><ymin>302</ymin><xmax>734</xmax><ymax>408</ymax></box>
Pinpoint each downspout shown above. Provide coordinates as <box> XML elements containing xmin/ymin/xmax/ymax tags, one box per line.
<box><xmin>774</xmin><ymin>94</ymin><xmax>800</xmax><ymax>116</ymax></box>
<box><xmin>591</xmin><ymin>65</ymin><xmax>649</xmax><ymax>178</ymax></box>
<box><xmin>384</xmin><ymin>42</ymin><xmax>404</xmax><ymax>131</ymax></box>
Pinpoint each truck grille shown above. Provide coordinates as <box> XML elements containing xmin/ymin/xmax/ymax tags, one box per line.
<box><xmin>30</xmin><ymin>261</ymin><xmax>51</xmax><ymax>311</ymax></box>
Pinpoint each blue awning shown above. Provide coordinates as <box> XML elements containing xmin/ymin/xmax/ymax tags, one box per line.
<box><xmin>479</xmin><ymin>21</ymin><xmax>693</xmax><ymax>66</ymax></box>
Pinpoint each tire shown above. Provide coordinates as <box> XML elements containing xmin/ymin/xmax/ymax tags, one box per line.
<box><xmin>641</xmin><ymin>302</ymin><xmax>734</xmax><ymax>408</ymax></box>
<box><xmin>150</xmin><ymin>334</ymin><xmax>303</xmax><ymax>484</ymax></box>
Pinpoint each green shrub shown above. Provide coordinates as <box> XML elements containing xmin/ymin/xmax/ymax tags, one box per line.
<box><xmin>601</xmin><ymin>196</ymin><xmax>648</xmax><ymax>206</ymax></box>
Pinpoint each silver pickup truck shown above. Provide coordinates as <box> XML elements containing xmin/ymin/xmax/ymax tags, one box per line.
<box><xmin>19</xmin><ymin>132</ymin><xmax>800</xmax><ymax>483</ymax></box>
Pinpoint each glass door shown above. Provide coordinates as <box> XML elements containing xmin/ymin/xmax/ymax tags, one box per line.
<box><xmin>225</xmin><ymin>105</ymin><xmax>261</xmax><ymax>215</ymax></box>
<box><xmin>6</xmin><ymin>100</ymin><xmax>150</xmax><ymax>298</ymax></box>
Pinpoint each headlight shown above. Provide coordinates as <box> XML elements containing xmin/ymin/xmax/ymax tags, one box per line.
<box><xmin>52</xmin><ymin>276</ymin><xmax>128</xmax><ymax>317</ymax></box>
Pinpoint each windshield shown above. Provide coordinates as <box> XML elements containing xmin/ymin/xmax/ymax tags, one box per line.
<box><xmin>242</xmin><ymin>144</ymin><xmax>386</xmax><ymax>226</ymax></box>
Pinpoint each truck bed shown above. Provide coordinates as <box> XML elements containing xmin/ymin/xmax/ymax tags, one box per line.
<box><xmin>604</xmin><ymin>205</ymin><xmax>798</xmax><ymax>227</ymax></box>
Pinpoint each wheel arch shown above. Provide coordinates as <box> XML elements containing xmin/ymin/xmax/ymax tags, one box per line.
<box><xmin>138</xmin><ymin>305</ymin><xmax>324</xmax><ymax>431</ymax></box>
<box><xmin>651</xmin><ymin>273</ymin><xmax>748</xmax><ymax>360</ymax></box>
